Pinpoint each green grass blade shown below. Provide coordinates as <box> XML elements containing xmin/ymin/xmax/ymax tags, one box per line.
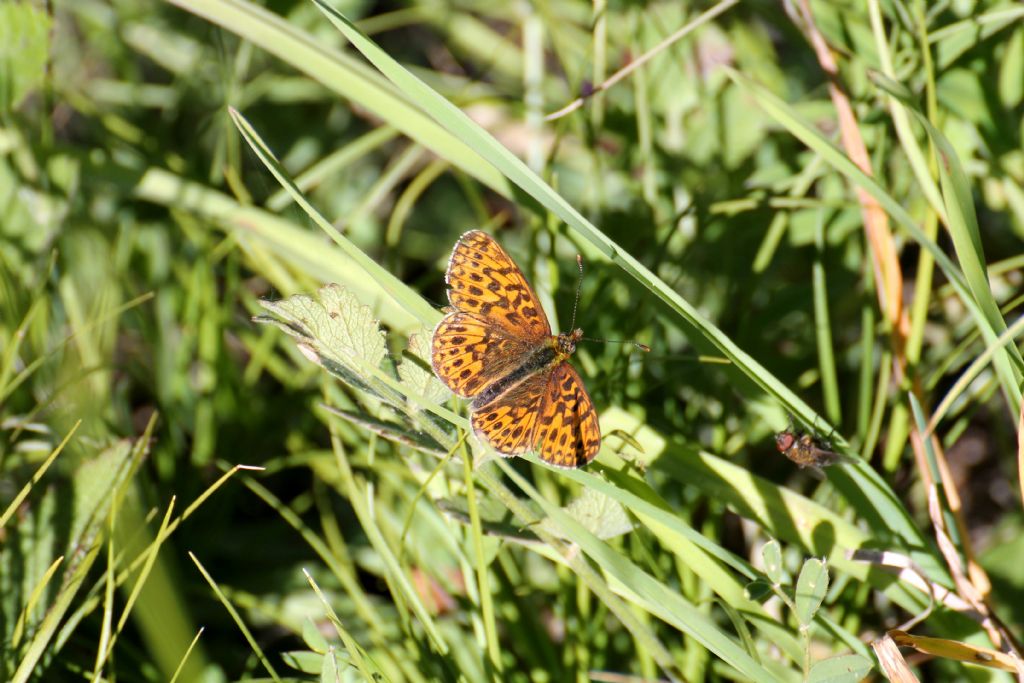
<box><xmin>133</xmin><ymin>167</ymin><xmax>423</xmax><ymax>330</ymax></box>
<box><xmin>165</xmin><ymin>0</ymin><xmax>512</xmax><ymax>197</ymax></box>
<box><xmin>229</xmin><ymin>108</ymin><xmax>439</xmax><ymax>326</ymax></box>
<box><xmin>189</xmin><ymin>552</ymin><xmax>281</xmax><ymax>682</ymax></box>
<box><xmin>813</xmin><ymin>215</ymin><xmax>841</xmax><ymax>424</ymax></box>
<box><xmin>503</xmin><ymin>457</ymin><xmax>780</xmax><ymax>682</ymax></box>
<box><xmin>308</xmin><ymin>0</ymin><xmax>937</xmax><ymax>586</ymax></box>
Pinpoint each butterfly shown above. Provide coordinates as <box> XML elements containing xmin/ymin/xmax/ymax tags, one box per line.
<box><xmin>430</xmin><ymin>230</ymin><xmax>600</xmax><ymax>468</ymax></box>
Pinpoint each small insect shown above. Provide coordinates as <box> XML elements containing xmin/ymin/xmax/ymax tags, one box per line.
<box><xmin>775</xmin><ymin>430</ymin><xmax>848</xmax><ymax>470</ymax></box>
<box><xmin>431</xmin><ymin>230</ymin><xmax>601</xmax><ymax>468</ymax></box>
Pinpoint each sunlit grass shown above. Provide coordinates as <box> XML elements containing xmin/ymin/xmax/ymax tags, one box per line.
<box><xmin>2</xmin><ymin>0</ymin><xmax>1023</xmax><ymax>681</ymax></box>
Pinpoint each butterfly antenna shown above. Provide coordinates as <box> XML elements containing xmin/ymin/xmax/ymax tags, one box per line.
<box><xmin>572</xmin><ymin>254</ymin><xmax>649</xmax><ymax>353</ymax></box>
<box><xmin>569</xmin><ymin>254</ymin><xmax>584</xmax><ymax>330</ymax></box>
<box><xmin>580</xmin><ymin>337</ymin><xmax>651</xmax><ymax>353</ymax></box>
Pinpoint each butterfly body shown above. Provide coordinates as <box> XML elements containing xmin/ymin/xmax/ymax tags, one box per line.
<box><xmin>470</xmin><ymin>329</ymin><xmax>581</xmax><ymax>410</ymax></box>
<box><xmin>431</xmin><ymin>231</ymin><xmax>600</xmax><ymax>468</ymax></box>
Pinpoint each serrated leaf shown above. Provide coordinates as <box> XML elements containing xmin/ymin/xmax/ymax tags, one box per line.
<box><xmin>256</xmin><ymin>284</ymin><xmax>394</xmax><ymax>401</ymax></box>
<box><xmin>540</xmin><ymin>488</ymin><xmax>634</xmax><ymax>541</ymax></box>
<box><xmin>807</xmin><ymin>654</ymin><xmax>874</xmax><ymax>683</ymax></box>
<box><xmin>795</xmin><ymin>558</ymin><xmax>829</xmax><ymax>627</ymax></box>
<box><xmin>762</xmin><ymin>539</ymin><xmax>783</xmax><ymax>584</ymax></box>
<box><xmin>399</xmin><ymin>332</ymin><xmax>448</xmax><ymax>408</ymax></box>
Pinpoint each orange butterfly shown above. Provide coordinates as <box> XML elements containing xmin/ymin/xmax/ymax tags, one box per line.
<box><xmin>431</xmin><ymin>230</ymin><xmax>600</xmax><ymax>468</ymax></box>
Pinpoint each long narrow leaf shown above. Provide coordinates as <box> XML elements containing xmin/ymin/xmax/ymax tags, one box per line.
<box><xmin>309</xmin><ymin>0</ymin><xmax>932</xmax><ymax>565</ymax></box>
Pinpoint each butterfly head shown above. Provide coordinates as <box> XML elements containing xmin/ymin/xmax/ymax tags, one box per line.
<box><xmin>775</xmin><ymin>431</ymin><xmax>796</xmax><ymax>453</ymax></box>
<box><xmin>555</xmin><ymin>328</ymin><xmax>584</xmax><ymax>358</ymax></box>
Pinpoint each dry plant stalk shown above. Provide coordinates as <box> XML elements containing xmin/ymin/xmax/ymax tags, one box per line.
<box><xmin>872</xmin><ymin>633</ymin><xmax>922</xmax><ymax>683</ymax></box>
<box><xmin>794</xmin><ymin>0</ymin><xmax>1019</xmax><ymax>663</ymax></box>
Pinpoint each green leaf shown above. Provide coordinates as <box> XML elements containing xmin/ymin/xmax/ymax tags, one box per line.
<box><xmin>399</xmin><ymin>332</ymin><xmax>448</xmax><ymax>409</ymax></box>
<box><xmin>281</xmin><ymin>650</ymin><xmax>325</xmax><ymax>674</ymax></box>
<box><xmin>256</xmin><ymin>284</ymin><xmax>463</xmax><ymax>428</ymax></box>
<box><xmin>795</xmin><ymin>558</ymin><xmax>829</xmax><ymax>628</ymax></box>
<box><xmin>744</xmin><ymin>579</ymin><xmax>772</xmax><ymax>603</ymax></box>
<box><xmin>302</xmin><ymin>617</ymin><xmax>329</xmax><ymax>654</ymax></box>
<box><xmin>807</xmin><ymin>653</ymin><xmax>874</xmax><ymax>683</ymax></box>
<box><xmin>540</xmin><ymin>488</ymin><xmax>634</xmax><ymax>541</ymax></box>
<box><xmin>255</xmin><ymin>284</ymin><xmax>393</xmax><ymax>402</ymax></box>
<box><xmin>320</xmin><ymin>648</ymin><xmax>346</xmax><ymax>683</ymax></box>
<box><xmin>0</xmin><ymin>2</ymin><xmax>50</xmax><ymax>111</ymax></box>
<box><xmin>931</xmin><ymin>5</ymin><xmax>1024</xmax><ymax>70</ymax></box>
<box><xmin>999</xmin><ymin>27</ymin><xmax>1024</xmax><ymax>108</ymax></box>
<box><xmin>762</xmin><ymin>539</ymin><xmax>783</xmax><ymax>585</ymax></box>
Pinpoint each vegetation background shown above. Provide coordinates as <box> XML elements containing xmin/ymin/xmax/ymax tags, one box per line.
<box><xmin>2</xmin><ymin>0</ymin><xmax>1024</xmax><ymax>681</ymax></box>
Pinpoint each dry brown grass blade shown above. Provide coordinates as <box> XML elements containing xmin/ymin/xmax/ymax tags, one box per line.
<box><xmin>795</xmin><ymin>0</ymin><xmax>904</xmax><ymax>333</ymax></box>
<box><xmin>791</xmin><ymin>4</ymin><xmax>1018</xmax><ymax>662</ymax></box>
<box><xmin>911</xmin><ymin>429</ymin><xmax>993</xmax><ymax>607</ymax></box>
<box><xmin>889</xmin><ymin>630</ymin><xmax>1024</xmax><ymax>675</ymax></box>
<box><xmin>872</xmin><ymin>633</ymin><xmax>921</xmax><ymax>683</ymax></box>
<box><xmin>925</xmin><ymin>485</ymin><xmax>1021</xmax><ymax>656</ymax></box>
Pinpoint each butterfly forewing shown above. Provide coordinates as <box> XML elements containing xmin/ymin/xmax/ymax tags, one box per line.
<box><xmin>446</xmin><ymin>230</ymin><xmax>551</xmax><ymax>340</ymax></box>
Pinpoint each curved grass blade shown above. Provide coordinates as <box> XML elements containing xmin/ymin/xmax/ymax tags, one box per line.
<box><xmin>165</xmin><ymin>0</ymin><xmax>512</xmax><ymax>197</ymax></box>
<box><xmin>309</xmin><ymin>0</ymin><xmax>932</xmax><ymax>566</ymax></box>
<box><xmin>133</xmin><ymin>167</ymin><xmax>422</xmax><ymax>330</ymax></box>
<box><xmin>230</xmin><ymin>109</ymin><xmax>439</xmax><ymax>327</ymax></box>
<box><xmin>502</xmin><ymin>456</ymin><xmax>781</xmax><ymax>682</ymax></box>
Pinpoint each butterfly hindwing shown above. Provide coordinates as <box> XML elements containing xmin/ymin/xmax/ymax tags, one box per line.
<box><xmin>470</xmin><ymin>369</ymin><xmax>550</xmax><ymax>455</ymax></box>
<box><xmin>431</xmin><ymin>312</ymin><xmax>535</xmax><ymax>398</ymax></box>
<box><xmin>534</xmin><ymin>363</ymin><xmax>601</xmax><ymax>468</ymax></box>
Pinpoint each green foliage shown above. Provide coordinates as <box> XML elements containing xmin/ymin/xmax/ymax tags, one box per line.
<box><xmin>0</xmin><ymin>2</ymin><xmax>50</xmax><ymax>112</ymax></box>
<box><xmin>2</xmin><ymin>0</ymin><xmax>1023</xmax><ymax>681</ymax></box>
<box><xmin>794</xmin><ymin>558</ymin><xmax>829</xmax><ymax>629</ymax></box>
<box><xmin>807</xmin><ymin>654</ymin><xmax>874</xmax><ymax>683</ymax></box>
